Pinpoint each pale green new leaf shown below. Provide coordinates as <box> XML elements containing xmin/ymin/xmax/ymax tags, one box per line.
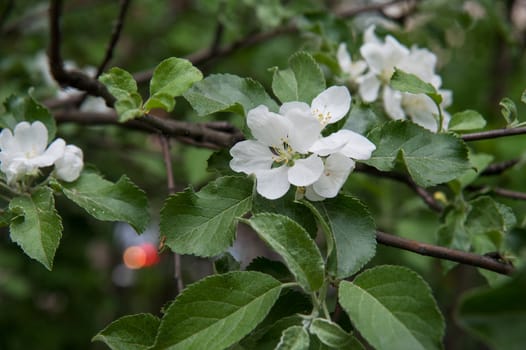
<box><xmin>1</xmin><ymin>94</ymin><xmax>57</xmax><ymax>140</ymax></box>
<box><xmin>183</xmin><ymin>73</ymin><xmax>278</xmax><ymax>116</ymax></box>
<box><xmin>365</xmin><ymin>121</ymin><xmax>470</xmax><ymax>187</ymax></box>
<box><xmin>313</xmin><ymin>195</ymin><xmax>376</xmax><ymax>279</ymax></box>
<box><xmin>93</xmin><ymin>313</ymin><xmax>160</xmax><ymax>350</ymax></box>
<box><xmin>160</xmin><ymin>176</ymin><xmax>253</xmax><ymax>256</ymax></box>
<box><xmin>457</xmin><ymin>268</ymin><xmax>526</xmax><ymax>350</ymax></box>
<box><xmin>339</xmin><ymin>265</ymin><xmax>444</xmax><ymax>350</ymax></box>
<box><xmin>99</xmin><ymin>67</ymin><xmax>144</xmax><ymax>122</ymax></box>
<box><xmin>276</xmin><ymin>326</ymin><xmax>309</xmax><ymax>350</ymax></box>
<box><xmin>244</xmin><ymin>213</ymin><xmax>324</xmax><ymax>291</ymax></box>
<box><xmin>448</xmin><ymin>110</ymin><xmax>486</xmax><ymax>131</ymax></box>
<box><xmin>499</xmin><ymin>97</ymin><xmax>518</xmax><ymax>126</ymax></box>
<box><xmin>59</xmin><ymin>172</ymin><xmax>150</xmax><ymax>233</ymax></box>
<box><xmin>150</xmin><ymin>271</ymin><xmax>282</xmax><ymax>350</ymax></box>
<box><xmin>9</xmin><ymin>187</ymin><xmax>62</xmax><ymax>270</ymax></box>
<box><xmin>144</xmin><ymin>57</ymin><xmax>203</xmax><ymax>112</ymax></box>
<box><xmin>390</xmin><ymin>68</ymin><xmax>442</xmax><ymax>104</ymax></box>
<box><xmin>309</xmin><ymin>318</ymin><xmax>354</xmax><ymax>348</ymax></box>
<box><xmin>272</xmin><ymin>51</ymin><xmax>326</xmax><ymax>103</ymax></box>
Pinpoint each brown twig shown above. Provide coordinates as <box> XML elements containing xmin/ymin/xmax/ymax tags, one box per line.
<box><xmin>376</xmin><ymin>231</ymin><xmax>514</xmax><ymax>275</ymax></box>
<box><xmin>481</xmin><ymin>159</ymin><xmax>520</xmax><ymax>175</ymax></box>
<box><xmin>53</xmin><ymin>109</ymin><xmax>244</xmax><ymax>149</ymax></box>
<box><xmin>462</xmin><ymin>126</ymin><xmax>526</xmax><ymax>141</ymax></box>
<box><xmin>355</xmin><ymin>164</ymin><xmax>443</xmax><ymax>212</ymax></box>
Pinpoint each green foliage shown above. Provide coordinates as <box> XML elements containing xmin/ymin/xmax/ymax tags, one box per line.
<box><xmin>457</xmin><ymin>268</ymin><xmax>526</xmax><ymax>350</ymax></box>
<box><xmin>499</xmin><ymin>97</ymin><xmax>518</xmax><ymax>126</ymax></box>
<box><xmin>366</xmin><ymin>121</ymin><xmax>471</xmax><ymax>187</ymax></box>
<box><xmin>244</xmin><ymin>213</ymin><xmax>324</xmax><ymax>291</ymax></box>
<box><xmin>1</xmin><ymin>94</ymin><xmax>56</xmax><ymax>140</ymax></box>
<box><xmin>271</xmin><ymin>51</ymin><xmax>326</xmax><ymax>103</ymax></box>
<box><xmin>58</xmin><ymin>172</ymin><xmax>150</xmax><ymax>233</ymax></box>
<box><xmin>276</xmin><ymin>326</ymin><xmax>310</xmax><ymax>350</ymax></box>
<box><xmin>160</xmin><ymin>176</ymin><xmax>253</xmax><ymax>256</ymax></box>
<box><xmin>99</xmin><ymin>67</ymin><xmax>144</xmax><ymax>122</ymax></box>
<box><xmin>143</xmin><ymin>57</ymin><xmax>203</xmax><ymax>112</ymax></box>
<box><xmin>309</xmin><ymin>318</ymin><xmax>357</xmax><ymax>348</ymax></box>
<box><xmin>150</xmin><ymin>271</ymin><xmax>282</xmax><ymax>350</ymax></box>
<box><xmin>448</xmin><ymin>110</ymin><xmax>487</xmax><ymax>131</ymax></box>
<box><xmin>183</xmin><ymin>73</ymin><xmax>279</xmax><ymax>116</ymax></box>
<box><xmin>339</xmin><ymin>266</ymin><xmax>444</xmax><ymax>350</ymax></box>
<box><xmin>92</xmin><ymin>314</ymin><xmax>160</xmax><ymax>350</ymax></box>
<box><xmin>390</xmin><ymin>68</ymin><xmax>442</xmax><ymax>105</ymax></box>
<box><xmin>9</xmin><ymin>187</ymin><xmax>62</xmax><ymax>270</ymax></box>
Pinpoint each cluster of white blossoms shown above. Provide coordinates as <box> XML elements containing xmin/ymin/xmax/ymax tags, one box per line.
<box><xmin>0</xmin><ymin>121</ymin><xmax>83</xmax><ymax>186</ymax></box>
<box><xmin>338</xmin><ymin>26</ymin><xmax>452</xmax><ymax>132</ymax></box>
<box><xmin>230</xmin><ymin>86</ymin><xmax>376</xmax><ymax>201</ymax></box>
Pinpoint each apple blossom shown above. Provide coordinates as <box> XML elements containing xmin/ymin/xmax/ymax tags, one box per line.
<box><xmin>55</xmin><ymin>144</ymin><xmax>84</xmax><ymax>182</ymax></box>
<box><xmin>0</xmin><ymin>121</ymin><xmax>65</xmax><ymax>184</ymax></box>
<box><xmin>337</xmin><ymin>43</ymin><xmax>367</xmax><ymax>83</ymax></box>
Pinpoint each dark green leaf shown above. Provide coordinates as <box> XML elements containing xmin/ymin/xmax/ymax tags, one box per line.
<box><xmin>214</xmin><ymin>252</ymin><xmax>241</xmax><ymax>274</ymax></box>
<box><xmin>183</xmin><ymin>73</ymin><xmax>278</xmax><ymax>116</ymax></box>
<box><xmin>59</xmin><ymin>172</ymin><xmax>150</xmax><ymax>233</ymax></box>
<box><xmin>457</xmin><ymin>268</ymin><xmax>526</xmax><ymax>350</ymax></box>
<box><xmin>448</xmin><ymin>110</ymin><xmax>486</xmax><ymax>132</ymax></box>
<box><xmin>390</xmin><ymin>68</ymin><xmax>442</xmax><ymax>104</ymax></box>
<box><xmin>2</xmin><ymin>94</ymin><xmax>57</xmax><ymax>140</ymax></box>
<box><xmin>246</xmin><ymin>257</ymin><xmax>294</xmax><ymax>282</ymax></box>
<box><xmin>244</xmin><ymin>213</ymin><xmax>325</xmax><ymax>291</ymax></box>
<box><xmin>93</xmin><ymin>313</ymin><xmax>160</xmax><ymax>350</ymax></box>
<box><xmin>365</xmin><ymin>121</ymin><xmax>470</xmax><ymax>187</ymax></box>
<box><xmin>339</xmin><ymin>265</ymin><xmax>444</xmax><ymax>350</ymax></box>
<box><xmin>241</xmin><ymin>316</ymin><xmax>303</xmax><ymax>350</ymax></box>
<box><xmin>144</xmin><ymin>57</ymin><xmax>203</xmax><ymax>112</ymax></box>
<box><xmin>160</xmin><ymin>176</ymin><xmax>253</xmax><ymax>256</ymax></box>
<box><xmin>9</xmin><ymin>187</ymin><xmax>62</xmax><ymax>270</ymax></box>
<box><xmin>150</xmin><ymin>271</ymin><xmax>282</xmax><ymax>350</ymax></box>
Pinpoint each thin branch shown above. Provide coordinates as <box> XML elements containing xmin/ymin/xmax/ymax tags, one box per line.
<box><xmin>376</xmin><ymin>231</ymin><xmax>515</xmax><ymax>275</ymax></box>
<box><xmin>158</xmin><ymin>135</ymin><xmax>184</xmax><ymax>293</ymax></box>
<box><xmin>467</xmin><ymin>185</ymin><xmax>526</xmax><ymax>201</ymax></box>
<box><xmin>52</xmin><ymin>110</ymin><xmax>243</xmax><ymax>149</ymax></box>
<box><xmin>48</xmin><ymin>0</ymin><xmax>116</xmax><ymax>106</ymax></box>
<box><xmin>355</xmin><ymin>164</ymin><xmax>443</xmax><ymax>212</ymax></box>
<box><xmin>481</xmin><ymin>159</ymin><xmax>520</xmax><ymax>176</ymax></box>
<box><xmin>209</xmin><ymin>20</ymin><xmax>225</xmax><ymax>57</ymax></box>
<box><xmin>462</xmin><ymin>126</ymin><xmax>526</xmax><ymax>141</ymax></box>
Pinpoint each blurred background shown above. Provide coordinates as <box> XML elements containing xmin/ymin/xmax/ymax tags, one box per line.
<box><xmin>1</xmin><ymin>0</ymin><xmax>526</xmax><ymax>349</ymax></box>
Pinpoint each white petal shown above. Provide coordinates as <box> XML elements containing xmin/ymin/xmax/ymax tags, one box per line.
<box><xmin>313</xmin><ymin>153</ymin><xmax>355</xmax><ymax>198</ymax></box>
<box><xmin>280</xmin><ymin>101</ymin><xmax>322</xmax><ymax>153</ymax></box>
<box><xmin>14</xmin><ymin>121</ymin><xmax>48</xmax><ymax>154</ymax></box>
<box><xmin>305</xmin><ymin>186</ymin><xmax>325</xmax><ymax>201</ymax></box>
<box><xmin>384</xmin><ymin>36</ymin><xmax>410</xmax><ymax>63</ymax></box>
<box><xmin>0</xmin><ymin>128</ymin><xmax>14</xmax><ymax>151</ymax></box>
<box><xmin>337</xmin><ymin>43</ymin><xmax>352</xmax><ymax>73</ymax></box>
<box><xmin>311</xmin><ymin>86</ymin><xmax>351</xmax><ymax>124</ymax></box>
<box><xmin>229</xmin><ymin>140</ymin><xmax>274</xmax><ymax>174</ymax></box>
<box><xmin>55</xmin><ymin>144</ymin><xmax>84</xmax><ymax>182</ymax></box>
<box><xmin>360</xmin><ymin>43</ymin><xmax>388</xmax><ymax>74</ymax></box>
<box><xmin>349</xmin><ymin>60</ymin><xmax>368</xmax><ymax>78</ymax></box>
<box><xmin>35</xmin><ymin>138</ymin><xmax>66</xmax><ymax>167</ymax></box>
<box><xmin>363</xmin><ymin>25</ymin><xmax>380</xmax><ymax>44</ymax></box>
<box><xmin>358</xmin><ymin>73</ymin><xmax>381</xmax><ymax>102</ymax></box>
<box><xmin>255</xmin><ymin>166</ymin><xmax>290</xmax><ymax>200</ymax></box>
<box><xmin>338</xmin><ymin>131</ymin><xmax>377</xmax><ymax>160</ymax></box>
<box><xmin>287</xmin><ymin>154</ymin><xmax>324</xmax><ymax>186</ymax></box>
<box><xmin>383</xmin><ymin>87</ymin><xmax>405</xmax><ymax>120</ymax></box>
<box><xmin>279</xmin><ymin>101</ymin><xmax>311</xmax><ymax>117</ymax></box>
<box><xmin>247</xmin><ymin>105</ymin><xmax>290</xmax><ymax>147</ymax></box>
<box><xmin>310</xmin><ymin>130</ymin><xmax>352</xmax><ymax>156</ymax></box>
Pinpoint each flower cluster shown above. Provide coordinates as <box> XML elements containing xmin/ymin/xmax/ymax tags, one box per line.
<box><xmin>0</xmin><ymin>121</ymin><xmax>83</xmax><ymax>186</ymax></box>
<box><xmin>338</xmin><ymin>26</ymin><xmax>451</xmax><ymax>132</ymax></box>
<box><xmin>230</xmin><ymin>87</ymin><xmax>376</xmax><ymax>201</ymax></box>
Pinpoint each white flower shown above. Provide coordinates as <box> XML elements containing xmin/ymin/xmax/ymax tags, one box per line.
<box><xmin>337</xmin><ymin>43</ymin><xmax>367</xmax><ymax>82</ymax></box>
<box><xmin>55</xmin><ymin>145</ymin><xmax>83</xmax><ymax>182</ymax></box>
<box><xmin>230</xmin><ymin>105</ymin><xmax>324</xmax><ymax>199</ymax></box>
<box><xmin>0</xmin><ymin>121</ymin><xmax>65</xmax><ymax>184</ymax></box>
<box><xmin>310</xmin><ymin>129</ymin><xmax>376</xmax><ymax>160</ymax></box>
<box><xmin>305</xmin><ymin>153</ymin><xmax>355</xmax><ymax>201</ymax></box>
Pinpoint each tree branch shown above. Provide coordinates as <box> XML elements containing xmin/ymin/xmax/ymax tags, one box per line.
<box><xmin>376</xmin><ymin>231</ymin><xmax>514</xmax><ymax>275</ymax></box>
<box><xmin>481</xmin><ymin>158</ymin><xmax>520</xmax><ymax>175</ymax></box>
<box><xmin>462</xmin><ymin>126</ymin><xmax>526</xmax><ymax>141</ymax></box>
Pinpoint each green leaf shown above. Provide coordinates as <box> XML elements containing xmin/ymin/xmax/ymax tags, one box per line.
<box><xmin>160</xmin><ymin>176</ymin><xmax>253</xmax><ymax>256</ymax></box>
<box><xmin>365</xmin><ymin>120</ymin><xmax>470</xmax><ymax>187</ymax></box>
<box><xmin>450</xmin><ymin>152</ymin><xmax>494</xmax><ymax>192</ymax></box>
<box><xmin>312</xmin><ymin>195</ymin><xmax>376</xmax><ymax>279</ymax></box>
<box><xmin>59</xmin><ymin>172</ymin><xmax>150</xmax><ymax>233</ymax></box>
<box><xmin>448</xmin><ymin>110</ymin><xmax>486</xmax><ymax>131</ymax></box>
<box><xmin>213</xmin><ymin>252</ymin><xmax>241</xmax><ymax>274</ymax></box>
<box><xmin>99</xmin><ymin>67</ymin><xmax>144</xmax><ymax>122</ymax></box>
<box><xmin>144</xmin><ymin>57</ymin><xmax>203</xmax><ymax>112</ymax></box>
<box><xmin>244</xmin><ymin>213</ymin><xmax>324</xmax><ymax>291</ymax></box>
<box><xmin>9</xmin><ymin>187</ymin><xmax>62</xmax><ymax>270</ymax></box>
<box><xmin>2</xmin><ymin>94</ymin><xmax>57</xmax><ymax>140</ymax></box>
<box><xmin>246</xmin><ymin>257</ymin><xmax>294</xmax><ymax>282</ymax></box>
<box><xmin>183</xmin><ymin>73</ymin><xmax>278</xmax><ymax>116</ymax></box>
<box><xmin>309</xmin><ymin>318</ymin><xmax>354</xmax><ymax>348</ymax></box>
<box><xmin>276</xmin><ymin>326</ymin><xmax>309</xmax><ymax>350</ymax></box>
<box><xmin>457</xmin><ymin>268</ymin><xmax>526</xmax><ymax>350</ymax></box>
<box><xmin>241</xmin><ymin>316</ymin><xmax>303</xmax><ymax>350</ymax></box>
<box><xmin>339</xmin><ymin>265</ymin><xmax>444</xmax><ymax>350</ymax></box>
<box><xmin>272</xmin><ymin>51</ymin><xmax>326</xmax><ymax>103</ymax></box>
<box><xmin>150</xmin><ymin>271</ymin><xmax>282</xmax><ymax>350</ymax></box>
<box><xmin>521</xmin><ymin>89</ymin><xmax>526</xmax><ymax>104</ymax></box>
<box><xmin>499</xmin><ymin>97</ymin><xmax>518</xmax><ymax>126</ymax></box>
<box><xmin>390</xmin><ymin>68</ymin><xmax>442</xmax><ymax>104</ymax></box>
<box><xmin>93</xmin><ymin>313</ymin><xmax>160</xmax><ymax>350</ymax></box>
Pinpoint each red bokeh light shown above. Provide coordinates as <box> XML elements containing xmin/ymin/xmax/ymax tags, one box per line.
<box><xmin>123</xmin><ymin>243</ymin><xmax>159</xmax><ymax>269</ymax></box>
